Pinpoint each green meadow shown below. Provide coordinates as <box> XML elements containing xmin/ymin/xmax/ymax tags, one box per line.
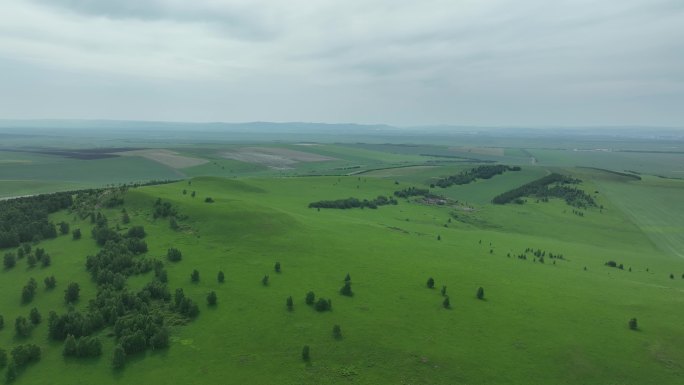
<box><xmin>2</xmin><ymin>160</ymin><xmax>684</xmax><ymax>384</ymax></box>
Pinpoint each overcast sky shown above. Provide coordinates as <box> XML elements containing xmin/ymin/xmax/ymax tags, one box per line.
<box><xmin>0</xmin><ymin>0</ymin><xmax>682</xmax><ymax>127</ymax></box>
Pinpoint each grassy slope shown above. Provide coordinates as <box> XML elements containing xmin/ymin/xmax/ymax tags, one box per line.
<box><xmin>1</xmin><ymin>170</ymin><xmax>683</xmax><ymax>384</ymax></box>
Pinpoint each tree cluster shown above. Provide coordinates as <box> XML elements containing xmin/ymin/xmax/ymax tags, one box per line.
<box><xmin>309</xmin><ymin>195</ymin><xmax>398</xmax><ymax>210</ymax></box>
<box><xmin>435</xmin><ymin>165</ymin><xmax>520</xmax><ymax>188</ymax></box>
<box><xmin>0</xmin><ymin>192</ymin><xmax>71</xmax><ymax>248</ymax></box>
<box><xmin>63</xmin><ymin>335</ymin><xmax>102</xmax><ymax>358</ymax></box>
<box><xmin>492</xmin><ymin>173</ymin><xmax>595</xmax><ymax>208</ymax></box>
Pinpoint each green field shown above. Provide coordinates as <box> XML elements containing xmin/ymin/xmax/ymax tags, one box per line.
<box><xmin>2</xmin><ymin>162</ymin><xmax>684</xmax><ymax>384</ymax></box>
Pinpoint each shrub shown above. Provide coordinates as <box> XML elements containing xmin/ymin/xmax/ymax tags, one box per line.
<box><xmin>218</xmin><ymin>270</ymin><xmax>225</xmax><ymax>283</ymax></box>
<box><xmin>427</xmin><ymin>277</ymin><xmax>435</xmax><ymax>289</ymax></box>
<box><xmin>286</xmin><ymin>296</ymin><xmax>293</xmax><ymax>311</ymax></box>
<box><xmin>191</xmin><ymin>269</ymin><xmax>200</xmax><ymax>283</ymax></box>
<box><xmin>340</xmin><ymin>281</ymin><xmax>353</xmax><ymax>296</ymax></box>
<box><xmin>476</xmin><ymin>287</ymin><xmax>485</xmax><ymax>300</ymax></box>
<box><xmin>333</xmin><ymin>324</ymin><xmax>342</xmax><ymax>339</ymax></box>
<box><xmin>167</xmin><ymin>248</ymin><xmax>182</xmax><ymax>262</ymax></box>
<box><xmin>302</xmin><ymin>345</ymin><xmax>310</xmax><ymax>361</ymax></box>
<box><xmin>629</xmin><ymin>318</ymin><xmax>638</xmax><ymax>330</ymax></box>
<box><xmin>305</xmin><ymin>291</ymin><xmax>315</xmax><ymax>305</ymax></box>
<box><xmin>275</xmin><ymin>262</ymin><xmax>281</xmax><ymax>273</ymax></box>
<box><xmin>207</xmin><ymin>291</ymin><xmax>217</xmax><ymax>306</ymax></box>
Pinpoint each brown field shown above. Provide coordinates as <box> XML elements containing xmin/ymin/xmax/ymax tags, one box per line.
<box><xmin>116</xmin><ymin>149</ymin><xmax>209</xmax><ymax>169</ymax></box>
<box><xmin>220</xmin><ymin>147</ymin><xmax>335</xmax><ymax>169</ymax></box>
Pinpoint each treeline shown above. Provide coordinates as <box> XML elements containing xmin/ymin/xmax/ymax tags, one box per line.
<box><xmin>309</xmin><ymin>195</ymin><xmax>398</xmax><ymax>209</ymax></box>
<box><xmin>393</xmin><ymin>187</ymin><xmax>434</xmax><ymax>198</ymax></box>
<box><xmin>491</xmin><ymin>173</ymin><xmax>596</xmax><ymax>208</ymax></box>
<box><xmin>0</xmin><ymin>192</ymin><xmax>73</xmax><ymax>248</ymax></box>
<box><xmin>434</xmin><ymin>165</ymin><xmax>521</xmax><ymax>188</ymax></box>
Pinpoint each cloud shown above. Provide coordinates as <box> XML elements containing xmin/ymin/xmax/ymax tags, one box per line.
<box><xmin>0</xmin><ymin>0</ymin><xmax>682</xmax><ymax>126</ymax></box>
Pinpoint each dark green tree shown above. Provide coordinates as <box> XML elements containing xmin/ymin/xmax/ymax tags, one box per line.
<box><xmin>59</xmin><ymin>222</ymin><xmax>70</xmax><ymax>235</ymax></box>
<box><xmin>15</xmin><ymin>316</ymin><xmax>31</xmax><ymax>337</ymax></box>
<box><xmin>315</xmin><ymin>298</ymin><xmax>331</xmax><ymax>312</ymax></box>
<box><xmin>27</xmin><ymin>254</ymin><xmax>37</xmax><ymax>268</ymax></box>
<box><xmin>286</xmin><ymin>296</ymin><xmax>294</xmax><ymax>311</ymax></box>
<box><xmin>333</xmin><ymin>324</ymin><xmax>342</xmax><ymax>339</ymax></box>
<box><xmin>0</xmin><ymin>315</ymin><xmax>4</xmax><ymax>330</ymax></box>
<box><xmin>112</xmin><ymin>345</ymin><xmax>126</xmax><ymax>369</ymax></box>
<box><xmin>169</xmin><ymin>217</ymin><xmax>179</xmax><ymax>230</ymax></box>
<box><xmin>440</xmin><ymin>285</ymin><xmax>447</xmax><ymax>297</ymax></box>
<box><xmin>4</xmin><ymin>253</ymin><xmax>16</xmax><ymax>269</ymax></box>
<box><xmin>122</xmin><ymin>211</ymin><xmax>130</xmax><ymax>224</ymax></box>
<box><xmin>5</xmin><ymin>360</ymin><xmax>17</xmax><ymax>382</ymax></box>
<box><xmin>443</xmin><ymin>296</ymin><xmax>450</xmax><ymax>309</ymax></box>
<box><xmin>207</xmin><ymin>291</ymin><xmax>217</xmax><ymax>306</ymax></box>
<box><xmin>305</xmin><ymin>291</ymin><xmax>315</xmax><ymax>305</ymax></box>
<box><xmin>41</xmin><ymin>253</ymin><xmax>51</xmax><ymax>267</ymax></box>
<box><xmin>72</xmin><ymin>228</ymin><xmax>81</xmax><ymax>240</ymax></box>
<box><xmin>63</xmin><ymin>334</ymin><xmax>77</xmax><ymax>356</ymax></box>
<box><xmin>427</xmin><ymin>277</ymin><xmax>435</xmax><ymax>289</ymax></box>
<box><xmin>262</xmin><ymin>275</ymin><xmax>269</xmax><ymax>286</ymax></box>
<box><xmin>344</xmin><ymin>273</ymin><xmax>351</xmax><ymax>282</ymax></box>
<box><xmin>340</xmin><ymin>281</ymin><xmax>353</xmax><ymax>296</ymax></box>
<box><xmin>191</xmin><ymin>269</ymin><xmax>200</xmax><ymax>283</ymax></box>
<box><xmin>218</xmin><ymin>270</ymin><xmax>225</xmax><ymax>283</ymax></box>
<box><xmin>0</xmin><ymin>349</ymin><xmax>6</xmax><ymax>368</ymax></box>
<box><xmin>64</xmin><ymin>282</ymin><xmax>80</xmax><ymax>303</ymax></box>
<box><xmin>476</xmin><ymin>287</ymin><xmax>485</xmax><ymax>300</ymax></box>
<box><xmin>44</xmin><ymin>275</ymin><xmax>57</xmax><ymax>290</ymax></box>
<box><xmin>302</xmin><ymin>345</ymin><xmax>310</xmax><ymax>361</ymax></box>
<box><xmin>167</xmin><ymin>248</ymin><xmax>182</xmax><ymax>262</ymax></box>
<box><xmin>629</xmin><ymin>318</ymin><xmax>638</xmax><ymax>330</ymax></box>
<box><xmin>275</xmin><ymin>261</ymin><xmax>281</xmax><ymax>273</ymax></box>
<box><xmin>29</xmin><ymin>308</ymin><xmax>41</xmax><ymax>325</ymax></box>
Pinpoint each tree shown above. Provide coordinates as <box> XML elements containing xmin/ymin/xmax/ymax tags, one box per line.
<box><xmin>27</xmin><ymin>254</ymin><xmax>37</xmax><ymax>268</ymax></box>
<box><xmin>333</xmin><ymin>324</ymin><xmax>342</xmax><ymax>339</ymax></box>
<box><xmin>340</xmin><ymin>281</ymin><xmax>353</xmax><ymax>296</ymax></box>
<box><xmin>440</xmin><ymin>285</ymin><xmax>447</xmax><ymax>297</ymax></box>
<box><xmin>5</xmin><ymin>360</ymin><xmax>17</xmax><ymax>382</ymax></box>
<box><xmin>275</xmin><ymin>261</ymin><xmax>281</xmax><ymax>273</ymax></box>
<box><xmin>476</xmin><ymin>287</ymin><xmax>485</xmax><ymax>300</ymax></box>
<box><xmin>21</xmin><ymin>278</ymin><xmax>37</xmax><ymax>304</ymax></box>
<box><xmin>122</xmin><ymin>211</ymin><xmax>130</xmax><ymax>224</ymax></box>
<box><xmin>41</xmin><ymin>253</ymin><xmax>51</xmax><ymax>267</ymax></box>
<box><xmin>0</xmin><ymin>349</ymin><xmax>6</xmax><ymax>369</ymax></box>
<box><xmin>443</xmin><ymin>296</ymin><xmax>450</xmax><ymax>309</ymax></box>
<box><xmin>63</xmin><ymin>334</ymin><xmax>77</xmax><ymax>356</ymax></box>
<box><xmin>29</xmin><ymin>308</ymin><xmax>41</xmax><ymax>325</ymax></box>
<box><xmin>191</xmin><ymin>269</ymin><xmax>200</xmax><ymax>283</ymax></box>
<box><xmin>302</xmin><ymin>345</ymin><xmax>310</xmax><ymax>361</ymax></box>
<box><xmin>44</xmin><ymin>275</ymin><xmax>57</xmax><ymax>290</ymax></box>
<box><xmin>262</xmin><ymin>275</ymin><xmax>269</xmax><ymax>286</ymax></box>
<box><xmin>629</xmin><ymin>318</ymin><xmax>638</xmax><ymax>330</ymax></box>
<box><xmin>4</xmin><ymin>253</ymin><xmax>16</xmax><ymax>269</ymax></box>
<box><xmin>207</xmin><ymin>291</ymin><xmax>217</xmax><ymax>306</ymax></box>
<box><xmin>286</xmin><ymin>296</ymin><xmax>293</xmax><ymax>311</ymax></box>
<box><xmin>305</xmin><ymin>291</ymin><xmax>315</xmax><ymax>305</ymax></box>
<box><xmin>437</xmin><ymin>235</ymin><xmax>441</xmax><ymax>241</ymax></box>
<box><xmin>315</xmin><ymin>298</ymin><xmax>331</xmax><ymax>312</ymax></box>
<box><xmin>15</xmin><ymin>316</ymin><xmax>31</xmax><ymax>337</ymax></box>
<box><xmin>59</xmin><ymin>222</ymin><xmax>70</xmax><ymax>235</ymax></box>
<box><xmin>0</xmin><ymin>315</ymin><xmax>4</xmax><ymax>330</ymax></box>
<box><xmin>72</xmin><ymin>228</ymin><xmax>82</xmax><ymax>240</ymax></box>
<box><xmin>204</xmin><ymin>197</ymin><xmax>214</xmax><ymax>203</ymax></box>
<box><xmin>427</xmin><ymin>277</ymin><xmax>435</xmax><ymax>289</ymax></box>
<box><xmin>112</xmin><ymin>345</ymin><xmax>126</xmax><ymax>369</ymax></box>
<box><xmin>218</xmin><ymin>271</ymin><xmax>225</xmax><ymax>283</ymax></box>
<box><xmin>344</xmin><ymin>273</ymin><xmax>351</xmax><ymax>282</ymax></box>
<box><xmin>167</xmin><ymin>248</ymin><xmax>182</xmax><ymax>262</ymax></box>
<box><xmin>169</xmin><ymin>217</ymin><xmax>179</xmax><ymax>230</ymax></box>
<box><xmin>126</xmin><ymin>226</ymin><xmax>146</xmax><ymax>239</ymax></box>
<box><xmin>670</xmin><ymin>273</ymin><xmax>675</xmax><ymax>279</ymax></box>
<box><xmin>65</xmin><ymin>282</ymin><xmax>80</xmax><ymax>303</ymax></box>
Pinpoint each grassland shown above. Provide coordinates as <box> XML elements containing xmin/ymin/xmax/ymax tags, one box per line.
<box><xmin>1</xmin><ymin>164</ymin><xmax>684</xmax><ymax>384</ymax></box>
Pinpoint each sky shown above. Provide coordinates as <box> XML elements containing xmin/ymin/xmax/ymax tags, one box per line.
<box><xmin>0</xmin><ymin>0</ymin><xmax>682</xmax><ymax>127</ymax></box>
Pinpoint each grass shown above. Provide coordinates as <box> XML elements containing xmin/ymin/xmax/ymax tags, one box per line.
<box><xmin>1</xmin><ymin>168</ymin><xmax>684</xmax><ymax>384</ymax></box>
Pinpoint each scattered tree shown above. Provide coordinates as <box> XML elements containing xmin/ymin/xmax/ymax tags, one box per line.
<box><xmin>15</xmin><ymin>316</ymin><xmax>31</xmax><ymax>337</ymax></box>
<box><xmin>302</xmin><ymin>345</ymin><xmax>310</xmax><ymax>361</ymax></box>
<box><xmin>340</xmin><ymin>281</ymin><xmax>353</xmax><ymax>296</ymax></box>
<box><xmin>443</xmin><ymin>296</ymin><xmax>450</xmax><ymax>309</ymax></box>
<box><xmin>44</xmin><ymin>275</ymin><xmax>57</xmax><ymax>290</ymax></box>
<box><xmin>629</xmin><ymin>318</ymin><xmax>638</xmax><ymax>330</ymax></box>
<box><xmin>315</xmin><ymin>298</ymin><xmax>332</xmax><ymax>312</ymax></box>
<box><xmin>275</xmin><ymin>261</ymin><xmax>281</xmax><ymax>273</ymax></box>
<box><xmin>72</xmin><ymin>228</ymin><xmax>81</xmax><ymax>240</ymax></box>
<box><xmin>333</xmin><ymin>324</ymin><xmax>342</xmax><ymax>339</ymax></box>
<box><xmin>3</xmin><ymin>253</ymin><xmax>16</xmax><ymax>269</ymax></box>
<box><xmin>59</xmin><ymin>222</ymin><xmax>70</xmax><ymax>235</ymax></box>
<box><xmin>427</xmin><ymin>277</ymin><xmax>435</xmax><ymax>289</ymax></box>
<box><xmin>305</xmin><ymin>291</ymin><xmax>315</xmax><ymax>305</ymax></box>
<box><xmin>344</xmin><ymin>273</ymin><xmax>351</xmax><ymax>282</ymax></box>
<box><xmin>41</xmin><ymin>253</ymin><xmax>51</xmax><ymax>267</ymax></box>
<box><xmin>112</xmin><ymin>345</ymin><xmax>126</xmax><ymax>369</ymax></box>
<box><xmin>286</xmin><ymin>296</ymin><xmax>294</xmax><ymax>311</ymax></box>
<box><xmin>29</xmin><ymin>308</ymin><xmax>41</xmax><ymax>325</ymax></box>
<box><xmin>167</xmin><ymin>248</ymin><xmax>182</xmax><ymax>262</ymax></box>
<box><xmin>476</xmin><ymin>287</ymin><xmax>485</xmax><ymax>300</ymax></box>
<box><xmin>262</xmin><ymin>275</ymin><xmax>269</xmax><ymax>286</ymax></box>
<box><xmin>191</xmin><ymin>269</ymin><xmax>200</xmax><ymax>283</ymax></box>
<box><xmin>207</xmin><ymin>291</ymin><xmax>217</xmax><ymax>306</ymax></box>
<box><xmin>64</xmin><ymin>282</ymin><xmax>80</xmax><ymax>303</ymax></box>
<box><xmin>218</xmin><ymin>270</ymin><xmax>225</xmax><ymax>283</ymax></box>
<box><xmin>441</xmin><ymin>285</ymin><xmax>447</xmax><ymax>297</ymax></box>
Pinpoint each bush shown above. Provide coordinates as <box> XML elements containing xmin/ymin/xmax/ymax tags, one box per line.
<box><xmin>333</xmin><ymin>324</ymin><xmax>342</xmax><ymax>339</ymax></box>
<box><xmin>191</xmin><ymin>269</ymin><xmax>200</xmax><ymax>283</ymax></box>
<box><xmin>476</xmin><ymin>287</ymin><xmax>485</xmax><ymax>300</ymax></box>
<box><xmin>29</xmin><ymin>308</ymin><xmax>41</xmax><ymax>325</ymax></box>
<box><xmin>218</xmin><ymin>270</ymin><xmax>225</xmax><ymax>283</ymax></box>
<box><xmin>426</xmin><ymin>277</ymin><xmax>435</xmax><ymax>289</ymax></box>
<box><xmin>443</xmin><ymin>296</ymin><xmax>450</xmax><ymax>309</ymax></box>
<box><xmin>286</xmin><ymin>296</ymin><xmax>293</xmax><ymax>311</ymax></box>
<box><xmin>314</xmin><ymin>298</ymin><xmax>332</xmax><ymax>312</ymax></box>
<box><xmin>275</xmin><ymin>262</ymin><xmax>281</xmax><ymax>273</ymax></box>
<box><xmin>340</xmin><ymin>281</ymin><xmax>353</xmax><ymax>296</ymax></box>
